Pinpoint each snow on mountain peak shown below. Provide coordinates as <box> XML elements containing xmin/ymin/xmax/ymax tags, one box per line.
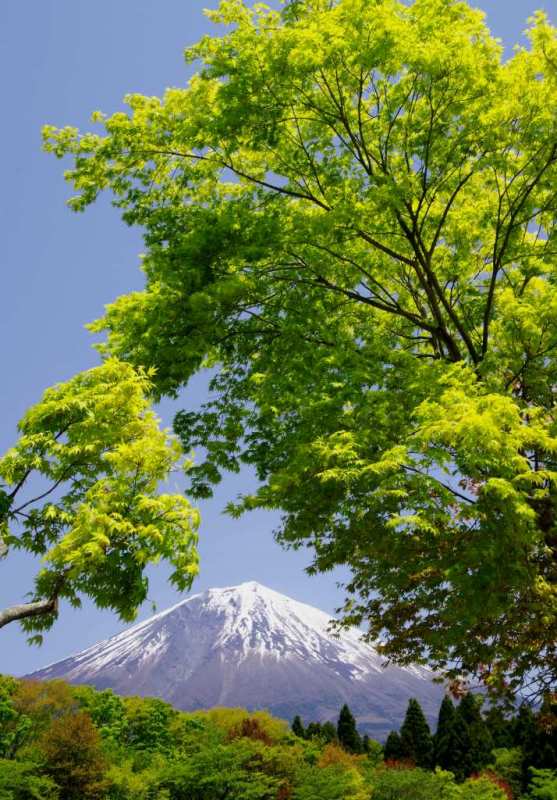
<box><xmin>26</xmin><ymin>580</ymin><xmax>442</xmax><ymax>739</ymax></box>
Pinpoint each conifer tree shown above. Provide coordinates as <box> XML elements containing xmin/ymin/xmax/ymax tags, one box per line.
<box><xmin>305</xmin><ymin>722</ymin><xmax>323</xmax><ymax>740</ymax></box>
<box><xmin>434</xmin><ymin>696</ymin><xmax>457</xmax><ymax>770</ymax></box>
<box><xmin>454</xmin><ymin>693</ymin><xmax>493</xmax><ymax>778</ymax></box>
<box><xmin>484</xmin><ymin>705</ymin><xmax>513</xmax><ymax>750</ymax></box>
<box><xmin>321</xmin><ymin>722</ymin><xmax>337</xmax><ymax>743</ymax></box>
<box><xmin>400</xmin><ymin>699</ymin><xmax>433</xmax><ymax>768</ymax></box>
<box><xmin>291</xmin><ymin>715</ymin><xmax>305</xmax><ymax>739</ymax></box>
<box><xmin>337</xmin><ymin>705</ymin><xmax>362</xmax><ymax>754</ymax></box>
<box><xmin>383</xmin><ymin>731</ymin><xmax>404</xmax><ymax>762</ymax></box>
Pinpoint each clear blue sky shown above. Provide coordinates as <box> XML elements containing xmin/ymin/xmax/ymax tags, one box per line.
<box><xmin>0</xmin><ymin>0</ymin><xmax>550</xmax><ymax>675</ymax></box>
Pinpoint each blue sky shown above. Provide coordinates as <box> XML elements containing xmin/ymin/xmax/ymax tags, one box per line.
<box><xmin>0</xmin><ymin>0</ymin><xmax>550</xmax><ymax>675</ymax></box>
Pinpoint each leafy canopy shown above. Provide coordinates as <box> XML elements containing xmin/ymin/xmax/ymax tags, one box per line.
<box><xmin>44</xmin><ymin>0</ymin><xmax>557</xmax><ymax>696</ymax></box>
<box><xmin>0</xmin><ymin>359</ymin><xmax>199</xmax><ymax>634</ymax></box>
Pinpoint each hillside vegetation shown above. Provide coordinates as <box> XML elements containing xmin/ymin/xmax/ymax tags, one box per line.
<box><xmin>1</xmin><ymin>676</ymin><xmax>555</xmax><ymax>799</ymax></box>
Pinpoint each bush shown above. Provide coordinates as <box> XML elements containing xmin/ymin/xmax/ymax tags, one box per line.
<box><xmin>0</xmin><ymin>760</ymin><xmax>58</xmax><ymax>800</ymax></box>
<box><xmin>528</xmin><ymin>769</ymin><xmax>557</xmax><ymax>800</ymax></box>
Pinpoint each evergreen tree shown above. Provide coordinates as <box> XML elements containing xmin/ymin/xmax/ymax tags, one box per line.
<box><xmin>434</xmin><ymin>696</ymin><xmax>458</xmax><ymax>772</ymax></box>
<box><xmin>383</xmin><ymin>731</ymin><xmax>404</xmax><ymax>762</ymax></box>
<box><xmin>400</xmin><ymin>698</ymin><xmax>433</xmax><ymax>768</ymax></box>
<box><xmin>321</xmin><ymin>722</ymin><xmax>337</xmax><ymax>743</ymax></box>
<box><xmin>513</xmin><ymin>701</ymin><xmax>557</xmax><ymax>790</ymax></box>
<box><xmin>484</xmin><ymin>705</ymin><xmax>513</xmax><ymax>750</ymax></box>
<box><xmin>291</xmin><ymin>715</ymin><xmax>305</xmax><ymax>739</ymax></box>
<box><xmin>454</xmin><ymin>693</ymin><xmax>493</xmax><ymax>778</ymax></box>
<box><xmin>337</xmin><ymin>705</ymin><xmax>362</xmax><ymax>754</ymax></box>
<box><xmin>305</xmin><ymin>722</ymin><xmax>323</xmax><ymax>740</ymax></box>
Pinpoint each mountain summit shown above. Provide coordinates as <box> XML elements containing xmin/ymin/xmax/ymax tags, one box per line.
<box><xmin>27</xmin><ymin>581</ymin><xmax>443</xmax><ymax>738</ymax></box>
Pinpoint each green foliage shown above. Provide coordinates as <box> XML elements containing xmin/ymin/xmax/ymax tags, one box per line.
<box><xmin>369</xmin><ymin>766</ymin><xmax>453</xmax><ymax>800</ymax></box>
<box><xmin>384</xmin><ymin>731</ymin><xmax>404</xmax><ymax>763</ymax></box>
<box><xmin>74</xmin><ymin>687</ymin><xmax>128</xmax><ymax>744</ymax></box>
<box><xmin>443</xmin><ymin>774</ymin><xmax>509</xmax><ymax>800</ymax></box>
<box><xmin>293</xmin><ymin>762</ymin><xmax>366</xmax><ymax>800</ymax></box>
<box><xmin>0</xmin><ymin>676</ymin><xmax>555</xmax><ymax>800</ymax></box>
<box><xmin>38</xmin><ymin>712</ymin><xmax>107</xmax><ymax>800</ymax></box>
<box><xmin>0</xmin><ymin>678</ymin><xmax>31</xmax><ymax>760</ymax></box>
<box><xmin>434</xmin><ymin>696</ymin><xmax>461</xmax><ymax>775</ymax></box>
<box><xmin>529</xmin><ymin>768</ymin><xmax>557</xmax><ymax>800</ymax></box>
<box><xmin>454</xmin><ymin>695</ymin><xmax>493</xmax><ymax>779</ymax></box>
<box><xmin>337</xmin><ymin>704</ymin><xmax>362</xmax><ymax>754</ymax></box>
<box><xmin>0</xmin><ymin>360</ymin><xmax>199</xmax><ymax>634</ymax></box>
<box><xmin>292</xmin><ymin>714</ymin><xmax>305</xmax><ymax>738</ymax></box>
<box><xmin>488</xmin><ymin>747</ymin><xmax>523</xmax><ymax>799</ymax></box>
<box><xmin>158</xmin><ymin>740</ymin><xmax>282</xmax><ymax>800</ymax></box>
<box><xmin>0</xmin><ymin>760</ymin><xmax>58</xmax><ymax>800</ymax></box>
<box><xmin>43</xmin><ymin>0</ymin><xmax>557</xmax><ymax>696</ymax></box>
<box><xmin>400</xmin><ymin>698</ymin><xmax>433</xmax><ymax>768</ymax></box>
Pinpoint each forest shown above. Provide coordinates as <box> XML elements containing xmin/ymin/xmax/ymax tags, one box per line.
<box><xmin>1</xmin><ymin>676</ymin><xmax>556</xmax><ymax>800</ymax></box>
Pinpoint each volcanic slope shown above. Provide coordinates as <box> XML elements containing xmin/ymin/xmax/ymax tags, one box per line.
<box><xmin>27</xmin><ymin>581</ymin><xmax>444</xmax><ymax>738</ymax></box>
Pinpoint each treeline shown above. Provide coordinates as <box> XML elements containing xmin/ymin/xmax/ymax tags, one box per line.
<box><xmin>292</xmin><ymin>695</ymin><xmax>557</xmax><ymax>797</ymax></box>
<box><xmin>0</xmin><ymin>674</ymin><xmax>555</xmax><ymax>800</ymax></box>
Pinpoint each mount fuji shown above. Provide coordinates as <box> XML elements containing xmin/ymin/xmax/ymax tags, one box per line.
<box><xmin>26</xmin><ymin>581</ymin><xmax>444</xmax><ymax>739</ymax></box>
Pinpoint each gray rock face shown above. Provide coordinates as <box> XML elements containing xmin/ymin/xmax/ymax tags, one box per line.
<box><xmin>27</xmin><ymin>581</ymin><xmax>443</xmax><ymax>739</ymax></box>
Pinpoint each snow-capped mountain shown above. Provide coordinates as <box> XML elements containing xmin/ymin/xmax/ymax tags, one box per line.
<box><xmin>26</xmin><ymin>581</ymin><xmax>443</xmax><ymax>739</ymax></box>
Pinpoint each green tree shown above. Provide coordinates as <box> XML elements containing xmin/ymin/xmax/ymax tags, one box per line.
<box><xmin>44</xmin><ymin>0</ymin><xmax>557</xmax><ymax>696</ymax></box>
<box><xmin>454</xmin><ymin>694</ymin><xmax>493</xmax><ymax>779</ymax></box>
<box><xmin>123</xmin><ymin>697</ymin><xmax>176</xmax><ymax>754</ymax></box>
<box><xmin>369</xmin><ymin>766</ymin><xmax>454</xmax><ymax>800</ymax></box>
<box><xmin>434</xmin><ymin>696</ymin><xmax>463</xmax><ymax>776</ymax></box>
<box><xmin>400</xmin><ymin>699</ymin><xmax>433</xmax><ymax>768</ymax></box>
<box><xmin>321</xmin><ymin>722</ymin><xmax>338</xmax><ymax>744</ymax></box>
<box><xmin>292</xmin><ymin>715</ymin><xmax>305</xmax><ymax>739</ymax></box>
<box><xmin>0</xmin><ymin>760</ymin><xmax>58</xmax><ymax>800</ymax></box>
<box><xmin>487</xmin><ymin>748</ymin><xmax>523</xmax><ymax>800</ymax></box>
<box><xmin>74</xmin><ymin>687</ymin><xmax>128</xmax><ymax>745</ymax></box>
<box><xmin>337</xmin><ymin>705</ymin><xmax>362</xmax><ymax>754</ymax></box>
<box><xmin>0</xmin><ymin>360</ymin><xmax>198</xmax><ymax>635</ymax></box>
<box><xmin>383</xmin><ymin>731</ymin><xmax>404</xmax><ymax>763</ymax></box>
<box><xmin>305</xmin><ymin>722</ymin><xmax>323</xmax><ymax>741</ymax></box>
<box><xmin>0</xmin><ymin>678</ymin><xmax>31</xmax><ymax>760</ymax></box>
<box><xmin>38</xmin><ymin>712</ymin><xmax>108</xmax><ymax>800</ymax></box>
<box><xmin>529</xmin><ymin>768</ymin><xmax>557</xmax><ymax>800</ymax></box>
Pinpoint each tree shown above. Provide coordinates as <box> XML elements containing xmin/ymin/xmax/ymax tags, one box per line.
<box><xmin>44</xmin><ymin>0</ymin><xmax>557</xmax><ymax>696</ymax></box>
<box><xmin>38</xmin><ymin>711</ymin><xmax>108</xmax><ymax>800</ymax></box>
<box><xmin>336</xmin><ymin>705</ymin><xmax>362</xmax><ymax>754</ymax></box>
<box><xmin>528</xmin><ymin>768</ymin><xmax>557</xmax><ymax>800</ymax></box>
<box><xmin>0</xmin><ymin>760</ymin><xmax>58</xmax><ymax>800</ymax></box>
<box><xmin>383</xmin><ymin>731</ymin><xmax>404</xmax><ymax>763</ymax></box>
<box><xmin>321</xmin><ymin>722</ymin><xmax>338</xmax><ymax>744</ymax></box>
<box><xmin>292</xmin><ymin>715</ymin><xmax>305</xmax><ymax>739</ymax></box>
<box><xmin>434</xmin><ymin>696</ymin><xmax>463</xmax><ymax>775</ymax></box>
<box><xmin>454</xmin><ymin>694</ymin><xmax>493</xmax><ymax>779</ymax></box>
<box><xmin>399</xmin><ymin>699</ymin><xmax>433</xmax><ymax>768</ymax></box>
<box><xmin>305</xmin><ymin>722</ymin><xmax>324</xmax><ymax>741</ymax></box>
<box><xmin>0</xmin><ymin>360</ymin><xmax>198</xmax><ymax>635</ymax></box>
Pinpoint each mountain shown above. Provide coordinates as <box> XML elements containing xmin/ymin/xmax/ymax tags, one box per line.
<box><xmin>26</xmin><ymin>581</ymin><xmax>444</xmax><ymax>739</ymax></box>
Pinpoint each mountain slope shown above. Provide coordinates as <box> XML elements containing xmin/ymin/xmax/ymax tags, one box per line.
<box><xmin>26</xmin><ymin>581</ymin><xmax>443</xmax><ymax>738</ymax></box>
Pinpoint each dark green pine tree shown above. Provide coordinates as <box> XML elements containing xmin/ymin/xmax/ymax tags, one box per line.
<box><xmin>337</xmin><ymin>704</ymin><xmax>362</xmax><ymax>754</ymax></box>
<box><xmin>484</xmin><ymin>705</ymin><xmax>513</xmax><ymax>750</ymax></box>
<box><xmin>434</xmin><ymin>696</ymin><xmax>458</xmax><ymax>770</ymax></box>
<box><xmin>400</xmin><ymin>698</ymin><xmax>433</xmax><ymax>768</ymax></box>
<box><xmin>454</xmin><ymin>693</ymin><xmax>493</xmax><ymax>778</ymax></box>
<box><xmin>291</xmin><ymin>715</ymin><xmax>305</xmax><ymax>739</ymax></box>
<box><xmin>383</xmin><ymin>731</ymin><xmax>404</xmax><ymax>762</ymax></box>
<box><xmin>513</xmin><ymin>700</ymin><xmax>557</xmax><ymax>790</ymax></box>
<box><xmin>321</xmin><ymin>721</ymin><xmax>337</xmax><ymax>743</ymax></box>
<box><xmin>305</xmin><ymin>722</ymin><xmax>323</xmax><ymax>740</ymax></box>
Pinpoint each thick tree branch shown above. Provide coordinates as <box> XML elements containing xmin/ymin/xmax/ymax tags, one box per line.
<box><xmin>0</xmin><ymin>596</ymin><xmax>59</xmax><ymax>630</ymax></box>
